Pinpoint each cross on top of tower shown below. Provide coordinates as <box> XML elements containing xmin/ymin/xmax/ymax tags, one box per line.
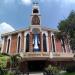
<box><xmin>33</xmin><ymin>0</ymin><xmax>39</xmax><ymax>5</ymax></box>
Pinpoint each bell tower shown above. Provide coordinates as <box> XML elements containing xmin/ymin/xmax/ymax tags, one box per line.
<box><xmin>29</xmin><ymin>2</ymin><xmax>41</xmax><ymax>52</ymax></box>
<box><xmin>31</xmin><ymin>2</ymin><xmax>41</xmax><ymax>25</ymax></box>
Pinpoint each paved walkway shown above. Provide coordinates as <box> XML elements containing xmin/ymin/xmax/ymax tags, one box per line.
<box><xmin>23</xmin><ymin>72</ymin><xmax>43</xmax><ymax>75</ymax></box>
<box><xmin>29</xmin><ymin>72</ymin><xmax>43</xmax><ymax>75</ymax></box>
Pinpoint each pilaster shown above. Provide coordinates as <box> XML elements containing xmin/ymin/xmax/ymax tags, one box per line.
<box><xmin>29</xmin><ymin>32</ymin><xmax>33</xmax><ymax>52</ymax></box>
<box><xmin>40</xmin><ymin>32</ymin><xmax>43</xmax><ymax>52</ymax></box>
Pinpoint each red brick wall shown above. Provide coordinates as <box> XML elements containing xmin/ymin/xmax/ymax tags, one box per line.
<box><xmin>55</xmin><ymin>39</ymin><xmax>62</xmax><ymax>52</ymax></box>
<box><xmin>2</xmin><ymin>32</ymin><xmax>25</xmax><ymax>54</ymax></box>
<box><xmin>10</xmin><ymin>34</ymin><xmax>17</xmax><ymax>54</ymax></box>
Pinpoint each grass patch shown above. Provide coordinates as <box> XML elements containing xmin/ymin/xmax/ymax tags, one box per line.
<box><xmin>63</xmin><ymin>72</ymin><xmax>75</xmax><ymax>75</ymax></box>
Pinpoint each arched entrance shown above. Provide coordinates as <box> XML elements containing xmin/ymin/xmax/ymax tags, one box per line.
<box><xmin>28</xmin><ymin>60</ymin><xmax>46</xmax><ymax>72</ymax></box>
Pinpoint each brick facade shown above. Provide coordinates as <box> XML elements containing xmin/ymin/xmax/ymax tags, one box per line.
<box><xmin>1</xmin><ymin>30</ymin><xmax>67</xmax><ymax>55</ymax></box>
<box><xmin>1</xmin><ymin>2</ymin><xmax>71</xmax><ymax>55</ymax></box>
<box><xmin>55</xmin><ymin>39</ymin><xmax>62</xmax><ymax>52</ymax></box>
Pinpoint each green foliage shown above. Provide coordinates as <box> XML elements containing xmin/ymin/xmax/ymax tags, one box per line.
<box><xmin>58</xmin><ymin>10</ymin><xmax>75</xmax><ymax>51</ymax></box>
<box><xmin>6</xmin><ymin>71</ymin><xmax>16</xmax><ymax>75</ymax></box>
<box><xmin>0</xmin><ymin>67</ymin><xmax>5</xmax><ymax>75</ymax></box>
<box><xmin>0</xmin><ymin>48</ymin><xmax>1</xmax><ymax>52</ymax></box>
<box><xmin>70</xmin><ymin>38</ymin><xmax>75</xmax><ymax>50</ymax></box>
<box><xmin>58</xmin><ymin>20</ymin><xmax>69</xmax><ymax>32</ymax></box>
<box><xmin>55</xmin><ymin>32</ymin><xmax>62</xmax><ymax>40</ymax></box>
<box><xmin>44</xmin><ymin>65</ymin><xmax>60</xmax><ymax>75</ymax></box>
<box><xmin>1</xmin><ymin>53</ymin><xmax>10</xmax><ymax>56</ymax></box>
<box><xmin>0</xmin><ymin>53</ymin><xmax>10</xmax><ymax>68</ymax></box>
<box><xmin>63</xmin><ymin>72</ymin><xmax>75</xmax><ymax>75</ymax></box>
<box><xmin>66</xmin><ymin>63</ymin><xmax>75</xmax><ymax>73</ymax></box>
<box><xmin>10</xmin><ymin>54</ymin><xmax>22</xmax><ymax>69</ymax></box>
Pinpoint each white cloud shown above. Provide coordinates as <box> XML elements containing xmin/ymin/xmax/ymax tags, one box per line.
<box><xmin>21</xmin><ymin>0</ymin><xmax>32</xmax><ymax>5</ymax></box>
<box><xmin>62</xmin><ymin>0</ymin><xmax>75</xmax><ymax>3</ymax></box>
<box><xmin>0</xmin><ymin>22</ymin><xmax>15</xmax><ymax>34</ymax></box>
<box><xmin>55</xmin><ymin>0</ymin><xmax>75</xmax><ymax>4</ymax></box>
<box><xmin>0</xmin><ymin>22</ymin><xmax>15</xmax><ymax>42</ymax></box>
<box><xmin>41</xmin><ymin>0</ymin><xmax>75</xmax><ymax>4</ymax></box>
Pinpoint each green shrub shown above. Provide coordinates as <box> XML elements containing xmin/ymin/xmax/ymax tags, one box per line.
<box><xmin>44</xmin><ymin>65</ymin><xmax>60</xmax><ymax>75</ymax></box>
<box><xmin>0</xmin><ymin>56</ymin><xmax>10</xmax><ymax>68</ymax></box>
<box><xmin>1</xmin><ymin>53</ymin><xmax>10</xmax><ymax>56</ymax></box>
<box><xmin>0</xmin><ymin>53</ymin><xmax>10</xmax><ymax>68</ymax></box>
<box><xmin>0</xmin><ymin>67</ymin><xmax>4</xmax><ymax>75</ymax></box>
<box><xmin>66</xmin><ymin>64</ymin><xmax>75</xmax><ymax>73</ymax></box>
<box><xmin>6</xmin><ymin>71</ymin><xmax>15</xmax><ymax>75</ymax></box>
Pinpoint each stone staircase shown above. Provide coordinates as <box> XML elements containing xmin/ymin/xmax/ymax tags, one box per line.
<box><xmin>29</xmin><ymin>72</ymin><xmax>43</xmax><ymax>75</ymax></box>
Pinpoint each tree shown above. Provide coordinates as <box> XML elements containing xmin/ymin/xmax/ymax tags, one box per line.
<box><xmin>58</xmin><ymin>10</ymin><xmax>75</xmax><ymax>51</ymax></box>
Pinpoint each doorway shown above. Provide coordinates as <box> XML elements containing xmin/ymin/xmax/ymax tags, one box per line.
<box><xmin>28</xmin><ymin>60</ymin><xmax>46</xmax><ymax>72</ymax></box>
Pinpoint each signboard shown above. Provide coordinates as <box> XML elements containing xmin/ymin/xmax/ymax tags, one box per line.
<box><xmin>23</xmin><ymin>52</ymin><xmax>49</xmax><ymax>57</ymax></box>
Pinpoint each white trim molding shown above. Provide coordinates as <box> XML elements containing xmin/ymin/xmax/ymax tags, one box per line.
<box><xmin>24</xmin><ymin>31</ymin><xmax>30</xmax><ymax>52</ymax></box>
<box><xmin>42</xmin><ymin>31</ymin><xmax>49</xmax><ymax>52</ymax></box>
<box><xmin>51</xmin><ymin>32</ymin><xmax>56</xmax><ymax>52</ymax></box>
<box><xmin>61</xmin><ymin>39</ymin><xmax>65</xmax><ymax>53</ymax></box>
<box><xmin>6</xmin><ymin>36</ymin><xmax>12</xmax><ymax>54</ymax></box>
<box><xmin>16</xmin><ymin>33</ymin><xmax>22</xmax><ymax>53</ymax></box>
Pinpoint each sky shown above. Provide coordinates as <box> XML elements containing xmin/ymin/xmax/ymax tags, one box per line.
<box><xmin>0</xmin><ymin>0</ymin><xmax>75</xmax><ymax>35</ymax></box>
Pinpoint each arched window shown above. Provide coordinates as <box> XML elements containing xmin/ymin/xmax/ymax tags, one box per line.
<box><xmin>52</xmin><ymin>35</ymin><xmax>55</xmax><ymax>52</ymax></box>
<box><xmin>33</xmin><ymin>9</ymin><xmax>39</xmax><ymax>13</ymax></box>
<box><xmin>17</xmin><ymin>36</ymin><xmax>21</xmax><ymax>53</ymax></box>
<box><xmin>43</xmin><ymin>34</ymin><xmax>47</xmax><ymax>52</ymax></box>
<box><xmin>62</xmin><ymin>37</ymin><xmax>66</xmax><ymax>52</ymax></box>
<box><xmin>7</xmin><ymin>39</ymin><xmax>10</xmax><ymax>53</ymax></box>
<box><xmin>26</xmin><ymin>34</ymin><xmax>29</xmax><ymax>52</ymax></box>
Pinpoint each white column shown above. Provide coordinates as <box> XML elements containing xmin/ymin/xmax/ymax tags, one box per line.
<box><xmin>69</xmin><ymin>44</ymin><xmax>72</xmax><ymax>53</ymax></box>
<box><xmin>24</xmin><ymin>36</ymin><xmax>26</xmax><ymax>52</ymax></box>
<box><xmin>46</xmin><ymin>33</ymin><xmax>49</xmax><ymax>52</ymax></box>
<box><xmin>61</xmin><ymin>40</ymin><xmax>64</xmax><ymax>53</ymax></box>
<box><xmin>1</xmin><ymin>37</ymin><xmax>5</xmax><ymax>53</ymax></box>
<box><xmin>51</xmin><ymin>32</ymin><xmax>53</xmax><ymax>52</ymax></box>
<box><xmin>40</xmin><ymin>32</ymin><xmax>43</xmax><ymax>52</ymax></box>
<box><xmin>54</xmin><ymin>35</ymin><xmax>56</xmax><ymax>52</ymax></box>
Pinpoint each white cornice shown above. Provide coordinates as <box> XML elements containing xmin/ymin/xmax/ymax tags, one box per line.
<box><xmin>1</xmin><ymin>28</ymin><xmax>30</xmax><ymax>37</ymax></box>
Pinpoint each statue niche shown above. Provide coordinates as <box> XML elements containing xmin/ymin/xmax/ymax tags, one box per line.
<box><xmin>33</xmin><ymin>34</ymin><xmax>40</xmax><ymax>52</ymax></box>
<box><xmin>32</xmin><ymin>15</ymin><xmax>40</xmax><ymax>25</ymax></box>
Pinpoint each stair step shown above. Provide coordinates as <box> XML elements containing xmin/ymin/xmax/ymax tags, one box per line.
<box><xmin>29</xmin><ymin>73</ymin><xmax>43</xmax><ymax>75</ymax></box>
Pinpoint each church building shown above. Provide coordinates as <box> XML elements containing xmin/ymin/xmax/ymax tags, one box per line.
<box><xmin>1</xmin><ymin>2</ymin><xmax>74</xmax><ymax>72</ymax></box>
